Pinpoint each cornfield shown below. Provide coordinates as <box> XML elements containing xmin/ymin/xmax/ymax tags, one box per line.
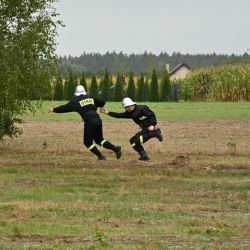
<box><xmin>179</xmin><ymin>64</ymin><xmax>250</xmax><ymax>101</ymax></box>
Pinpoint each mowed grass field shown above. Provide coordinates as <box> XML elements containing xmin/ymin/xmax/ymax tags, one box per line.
<box><xmin>0</xmin><ymin>102</ymin><xmax>250</xmax><ymax>249</ymax></box>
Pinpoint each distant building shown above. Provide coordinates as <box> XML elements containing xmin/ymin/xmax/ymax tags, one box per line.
<box><xmin>169</xmin><ymin>62</ymin><xmax>191</xmax><ymax>81</ymax></box>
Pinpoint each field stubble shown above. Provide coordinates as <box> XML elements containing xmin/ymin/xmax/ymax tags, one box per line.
<box><xmin>0</xmin><ymin>119</ymin><xmax>249</xmax><ymax>249</ymax></box>
<box><xmin>2</xmin><ymin>120</ymin><xmax>250</xmax><ymax>157</ymax></box>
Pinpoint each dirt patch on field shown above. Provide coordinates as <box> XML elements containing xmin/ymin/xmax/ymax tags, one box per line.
<box><xmin>0</xmin><ymin>233</ymin><xmax>92</xmax><ymax>244</ymax></box>
<box><xmin>0</xmin><ymin>120</ymin><xmax>249</xmax><ymax>171</ymax></box>
<box><xmin>169</xmin><ymin>155</ymin><xmax>190</xmax><ymax>168</ymax></box>
<box><xmin>1</xmin><ymin>120</ymin><xmax>250</xmax><ymax>155</ymax></box>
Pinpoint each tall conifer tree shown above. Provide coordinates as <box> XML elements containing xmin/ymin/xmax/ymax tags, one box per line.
<box><xmin>160</xmin><ymin>69</ymin><xmax>171</xmax><ymax>101</ymax></box>
<box><xmin>145</xmin><ymin>78</ymin><xmax>150</xmax><ymax>102</ymax></box>
<box><xmin>114</xmin><ymin>74</ymin><xmax>123</xmax><ymax>101</ymax></box>
<box><xmin>67</xmin><ymin>72</ymin><xmax>77</xmax><ymax>100</ymax></box>
<box><xmin>54</xmin><ymin>74</ymin><xmax>64</xmax><ymax>100</ymax></box>
<box><xmin>80</xmin><ymin>71</ymin><xmax>88</xmax><ymax>93</ymax></box>
<box><xmin>126</xmin><ymin>71</ymin><xmax>136</xmax><ymax>100</ymax></box>
<box><xmin>136</xmin><ymin>73</ymin><xmax>146</xmax><ymax>102</ymax></box>
<box><xmin>149</xmin><ymin>69</ymin><xmax>159</xmax><ymax>101</ymax></box>
<box><xmin>89</xmin><ymin>74</ymin><xmax>98</xmax><ymax>97</ymax></box>
<box><xmin>109</xmin><ymin>75</ymin><xmax>114</xmax><ymax>101</ymax></box>
<box><xmin>102</xmin><ymin>69</ymin><xmax>110</xmax><ymax>100</ymax></box>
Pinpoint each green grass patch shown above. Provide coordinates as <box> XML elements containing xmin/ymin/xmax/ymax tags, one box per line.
<box><xmin>1</xmin><ymin>101</ymin><xmax>249</xmax><ymax>249</ymax></box>
<box><xmin>0</xmin><ymin>162</ymin><xmax>249</xmax><ymax>248</ymax></box>
<box><xmin>21</xmin><ymin>101</ymin><xmax>250</xmax><ymax>122</ymax></box>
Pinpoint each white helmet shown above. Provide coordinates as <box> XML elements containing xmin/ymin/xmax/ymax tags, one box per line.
<box><xmin>74</xmin><ymin>85</ymin><xmax>87</xmax><ymax>96</ymax></box>
<box><xmin>122</xmin><ymin>97</ymin><xmax>136</xmax><ymax>108</ymax></box>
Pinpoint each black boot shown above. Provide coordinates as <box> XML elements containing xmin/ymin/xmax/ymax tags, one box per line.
<box><xmin>98</xmin><ymin>155</ymin><xmax>107</xmax><ymax>160</ymax></box>
<box><xmin>89</xmin><ymin>145</ymin><xmax>106</xmax><ymax>160</ymax></box>
<box><xmin>155</xmin><ymin>128</ymin><xmax>163</xmax><ymax>141</ymax></box>
<box><xmin>114</xmin><ymin>146</ymin><xmax>122</xmax><ymax>159</ymax></box>
<box><xmin>139</xmin><ymin>151</ymin><xmax>150</xmax><ymax>161</ymax></box>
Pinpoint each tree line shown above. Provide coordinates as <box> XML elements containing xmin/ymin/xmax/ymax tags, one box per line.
<box><xmin>58</xmin><ymin>51</ymin><xmax>250</xmax><ymax>77</ymax></box>
<box><xmin>54</xmin><ymin>63</ymin><xmax>250</xmax><ymax>103</ymax></box>
<box><xmin>53</xmin><ymin>69</ymin><xmax>172</xmax><ymax>102</ymax></box>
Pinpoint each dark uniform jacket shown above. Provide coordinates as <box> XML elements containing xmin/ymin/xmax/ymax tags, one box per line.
<box><xmin>53</xmin><ymin>95</ymin><xmax>105</xmax><ymax>122</ymax></box>
<box><xmin>108</xmin><ymin>105</ymin><xmax>157</xmax><ymax>129</ymax></box>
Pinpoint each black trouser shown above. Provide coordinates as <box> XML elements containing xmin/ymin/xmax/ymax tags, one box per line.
<box><xmin>129</xmin><ymin>128</ymin><xmax>157</xmax><ymax>155</ymax></box>
<box><xmin>84</xmin><ymin>117</ymin><xmax>116</xmax><ymax>158</ymax></box>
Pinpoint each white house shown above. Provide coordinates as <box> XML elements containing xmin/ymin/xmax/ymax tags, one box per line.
<box><xmin>169</xmin><ymin>62</ymin><xmax>191</xmax><ymax>81</ymax></box>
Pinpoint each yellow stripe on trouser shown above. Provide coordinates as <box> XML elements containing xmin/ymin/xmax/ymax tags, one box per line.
<box><xmin>139</xmin><ymin>135</ymin><xmax>143</xmax><ymax>144</ymax></box>
<box><xmin>88</xmin><ymin>143</ymin><xmax>96</xmax><ymax>150</ymax></box>
<box><xmin>132</xmin><ymin>143</ymin><xmax>136</xmax><ymax>147</ymax></box>
<box><xmin>101</xmin><ymin>139</ymin><xmax>107</xmax><ymax>147</ymax></box>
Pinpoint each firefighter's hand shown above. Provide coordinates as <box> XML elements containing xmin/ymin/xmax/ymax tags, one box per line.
<box><xmin>100</xmin><ymin>107</ymin><xmax>109</xmax><ymax>114</ymax></box>
<box><xmin>48</xmin><ymin>108</ymin><xmax>54</xmax><ymax>113</ymax></box>
<box><xmin>148</xmin><ymin>125</ymin><xmax>155</xmax><ymax>131</ymax></box>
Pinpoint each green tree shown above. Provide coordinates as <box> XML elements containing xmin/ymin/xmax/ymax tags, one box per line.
<box><xmin>126</xmin><ymin>71</ymin><xmax>136</xmax><ymax>100</ymax></box>
<box><xmin>136</xmin><ymin>73</ymin><xmax>146</xmax><ymax>102</ymax></box>
<box><xmin>160</xmin><ymin>70</ymin><xmax>171</xmax><ymax>101</ymax></box>
<box><xmin>89</xmin><ymin>74</ymin><xmax>98</xmax><ymax>97</ymax></box>
<box><xmin>54</xmin><ymin>75</ymin><xmax>64</xmax><ymax>100</ymax></box>
<box><xmin>66</xmin><ymin>72</ymin><xmax>77</xmax><ymax>100</ymax></box>
<box><xmin>0</xmin><ymin>0</ymin><xmax>61</xmax><ymax>141</ymax></box>
<box><xmin>98</xmin><ymin>80</ymin><xmax>103</xmax><ymax>97</ymax></box>
<box><xmin>101</xmin><ymin>69</ymin><xmax>110</xmax><ymax>100</ymax></box>
<box><xmin>109</xmin><ymin>75</ymin><xmax>115</xmax><ymax>101</ymax></box>
<box><xmin>114</xmin><ymin>74</ymin><xmax>124</xmax><ymax>101</ymax></box>
<box><xmin>80</xmin><ymin>71</ymin><xmax>88</xmax><ymax>93</ymax></box>
<box><xmin>149</xmin><ymin>69</ymin><xmax>159</xmax><ymax>101</ymax></box>
<box><xmin>145</xmin><ymin>78</ymin><xmax>150</xmax><ymax>102</ymax></box>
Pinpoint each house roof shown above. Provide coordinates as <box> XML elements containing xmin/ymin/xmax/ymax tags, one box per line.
<box><xmin>169</xmin><ymin>62</ymin><xmax>191</xmax><ymax>76</ymax></box>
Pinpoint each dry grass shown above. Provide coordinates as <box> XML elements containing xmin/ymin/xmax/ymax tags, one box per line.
<box><xmin>2</xmin><ymin>120</ymin><xmax>250</xmax><ymax>157</ymax></box>
<box><xmin>0</xmin><ymin>119</ymin><xmax>249</xmax><ymax>249</ymax></box>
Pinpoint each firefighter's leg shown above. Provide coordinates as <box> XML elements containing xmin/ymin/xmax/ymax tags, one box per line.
<box><xmin>130</xmin><ymin>134</ymin><xmax>144</xmax><ymax>153</ymax></box>
<box><xmin>141</xmin><ymin>128</ymin><xmax>163</xmax><ymax>142</ymax></box>
<box><xmin>94</xmin><ymin>119</ymin><xmax>122</xmax><ymax>159</ymax></box>
<box><xmin>148</xmin><ymin>128</ymin><xmax>163</xmax><ymax>141</ymax></box>
<box><xmin>132</xmin><ymin>128</ymin><xmax>163</xmax><ymax>146</ymax></box>
<box><xmin>137</xmin><ymin>129</ymin><xmax>160</xmax><ymax>144</ymax></box>
<box><xmin>84</xmin><ymin>122</ymin><xmax>105</xmax><ymax>160</ymax></box>
<box><xmin>130</xmin><ymin>132</ymin><xmax>150</xmax><ymax>160</ymax></box>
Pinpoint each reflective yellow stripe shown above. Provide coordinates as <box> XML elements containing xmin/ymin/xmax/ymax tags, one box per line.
<box><xmin>139</xmin><ymin>135</ymin><xmax>143</xmax><ymax>144</ymax></box>
<box><xmin>88</xmin><ymin>144</ymin><xmax>95</xmax><ymax>150</ymax></box>
<box><xmin>101</xmin><ymin>139</ymin><xmax>107</xmax><ymax>147</ymax></box>
<box><xmin>79</xmin><ymin>98</ymin><xmax>94</xmax><ymax>107</ymax></box>
<box><xmin>139</xmin><ymin>116</ymin><xmax>147</xmax><ymax>120</ymax></box>
<box><xmin>132</xmin><ymin>143</ymin><xmax>136</xmax><ymax>147</ymax></box>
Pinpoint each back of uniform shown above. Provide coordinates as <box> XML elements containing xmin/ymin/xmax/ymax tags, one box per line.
<box><xmin>53</xmin><ymin>95</ymin><xmax>105</xmax><ymax>121</ymax></box>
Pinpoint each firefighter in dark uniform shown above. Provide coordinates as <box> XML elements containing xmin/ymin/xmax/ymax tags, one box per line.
<box><xmin>49</xmin><ymin>85</ymin><xmax>121</xmax><ymax>160</ymax></box>
<box><xmin>100</xmin><ymin>97</ymin><xmax>163</xmax><ymax>160</ymax></box>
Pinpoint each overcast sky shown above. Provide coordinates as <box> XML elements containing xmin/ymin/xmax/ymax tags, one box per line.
<box><xmin>55</xmin><ymin>0</ymin><xmax>250</xmax><ymax>56</ymax></box>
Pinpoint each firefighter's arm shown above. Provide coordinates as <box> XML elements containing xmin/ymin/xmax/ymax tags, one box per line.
<box><xmin>100</xmin><ymin>107</ymin><xmax>109</xmax><ymax>114</ymax></box>
<box><xmin>50</xmin><ymin>101</ymin><xmax>75</xmax><ymax>113</ymax></box>
<box><xmin>108</xmin><ymin>111</ymin><xmax>130</xmax><ymax>118</ymax></box>
<box><xmin>100</xmin><ymin>108</ymin><xmax>130</xmax><ymax>118</ymax></box>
